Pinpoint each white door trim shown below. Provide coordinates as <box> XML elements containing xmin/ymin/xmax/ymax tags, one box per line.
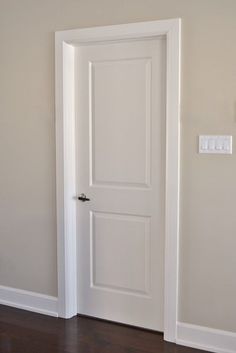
<box><xmin>55</xmin><ymin>19</ymin><xmax>181</xmax><ymax>342</ymax></box>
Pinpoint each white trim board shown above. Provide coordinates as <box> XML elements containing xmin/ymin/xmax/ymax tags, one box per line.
<box><xmin>0</xmin><ymin>285</ymin><xmax>58</xmax><ymax>317</ymax></box>
<box><xmin>55</xmin><ymin>19</ymin><xmax>181</xmax><ymax>342</ymax></box>
<box><xmin>177</xmin><ymin>322</ymin><xmax>236</xmax><ymax>353</ymax></box>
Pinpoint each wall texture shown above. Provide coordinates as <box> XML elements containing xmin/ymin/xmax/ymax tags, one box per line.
<box><xmin>0</xmin><ymin>0</ymin><xmax>236</xmax><ymax>333</ymax></box>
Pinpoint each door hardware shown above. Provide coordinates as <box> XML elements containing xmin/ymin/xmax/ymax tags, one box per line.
<box><xmin>78</xmin><ymin>193</ymin><xmax>90</xmax><ymax>202</ymax></box>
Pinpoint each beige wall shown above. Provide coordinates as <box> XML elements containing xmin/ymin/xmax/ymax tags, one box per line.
<box><xmin>0</xmin><ymin>0</ymin><xmax>236</xmax><ymax>332</ymax></box>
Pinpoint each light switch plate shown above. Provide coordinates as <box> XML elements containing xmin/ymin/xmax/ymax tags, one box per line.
<box><xmin>199</xmin><ymin>135</ymin><xmax>232</xmax><ymax>154</ymax></box>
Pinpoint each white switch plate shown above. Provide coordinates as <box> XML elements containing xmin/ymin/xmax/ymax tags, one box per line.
<box><xmin>199</xmin><ymin>135</ymin><xmax>232</xmax><ymax>154</ymax></box>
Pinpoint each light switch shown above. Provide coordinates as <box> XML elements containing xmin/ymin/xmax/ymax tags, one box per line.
<box><xmin>199</xmin><ymin>135</ymin><xmax>232</xmax><ymax>154</ymax></box>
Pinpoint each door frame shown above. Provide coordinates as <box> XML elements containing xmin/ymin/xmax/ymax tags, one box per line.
<box><xmin>55</xmin><ymin>19</ymin><xmax>181</xmax><ymax>342</ymax></box>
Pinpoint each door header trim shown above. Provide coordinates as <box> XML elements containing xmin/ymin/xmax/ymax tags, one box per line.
<box><xmin>55</xmin><ymin>19</ymin><xmax>181</xmax><ymax>343</ymax></box>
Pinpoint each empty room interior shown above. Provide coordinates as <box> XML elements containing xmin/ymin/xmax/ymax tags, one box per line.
<box><xmin>0</xmin><ymin>1</ymin><xmax>236</xmax><ymax>353</ymax></box>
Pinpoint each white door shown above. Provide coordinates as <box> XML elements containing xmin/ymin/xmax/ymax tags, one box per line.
<box><xmin>75</xmin><ymin>37</ymin><xmax>166</xmax><ymax>331</ymax></box>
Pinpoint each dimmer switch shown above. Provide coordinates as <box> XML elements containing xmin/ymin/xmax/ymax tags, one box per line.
<box><xmin>199</xmin><ymin>135</ymin><xmax>232</xmax><ymax>154</ymax></box>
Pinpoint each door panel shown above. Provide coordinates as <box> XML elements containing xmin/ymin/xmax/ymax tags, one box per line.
<box><xmin>76</xmin><ymin>38</ymin><xmax>166</xmax><ymax>331</ymax></box>
<box><xmin>91</xmin><ymin>211</ymin><xmax>150</xmax><ymax>296</ymax></box>
<box><xmin>90</xmin><ymin>58</ymin><xmax>151</xmax><ymax>187</ymax></box>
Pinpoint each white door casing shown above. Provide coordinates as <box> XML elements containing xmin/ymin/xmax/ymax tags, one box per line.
<box><xmin>55</xmin><ymin>19</ymin><xmax>181</xmax><ymax>342</ymax></box>
<box><xmin>76</xmin><ymin>38</ymin><xmax>165</xmax><ymax>331</ymax></box>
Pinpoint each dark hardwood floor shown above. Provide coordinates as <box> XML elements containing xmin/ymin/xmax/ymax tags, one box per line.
<box><xmin>0</xmin><ymin>305</ymin><xmax>209</xmax><ymax>353</ymax></box>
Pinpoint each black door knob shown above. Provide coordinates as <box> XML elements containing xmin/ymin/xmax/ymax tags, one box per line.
<box><xmin>78</xmin><ymin>193</ymin><xmax>90</xmax><ymax>202</ymax></box>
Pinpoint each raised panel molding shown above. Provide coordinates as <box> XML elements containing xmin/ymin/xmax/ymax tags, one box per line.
<box><xmin>90</xmin><ymin>211</ymin><xmax>151</xmax><ymax>296</ymax></box>
<box><xmin>89</xmin><ymin>57</ymin><xmax>151</xmax><ymax>188</ymax></box>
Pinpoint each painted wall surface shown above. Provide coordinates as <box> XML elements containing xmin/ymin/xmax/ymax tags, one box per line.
<box><xmin>0</xmin><ymin>0</ymin><xmax>236</xmax><ymax>332</ymax></box>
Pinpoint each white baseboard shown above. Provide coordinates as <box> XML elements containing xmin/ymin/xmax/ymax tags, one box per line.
<box><xmin>177</xmin><ymin>322</ymin><xmax>236</xmax><ymax>353</ymax></box>
<box><xmin>0</xmin><ymin>285</ymin><xmax>58</xmax><ymax>317</ymax></box>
